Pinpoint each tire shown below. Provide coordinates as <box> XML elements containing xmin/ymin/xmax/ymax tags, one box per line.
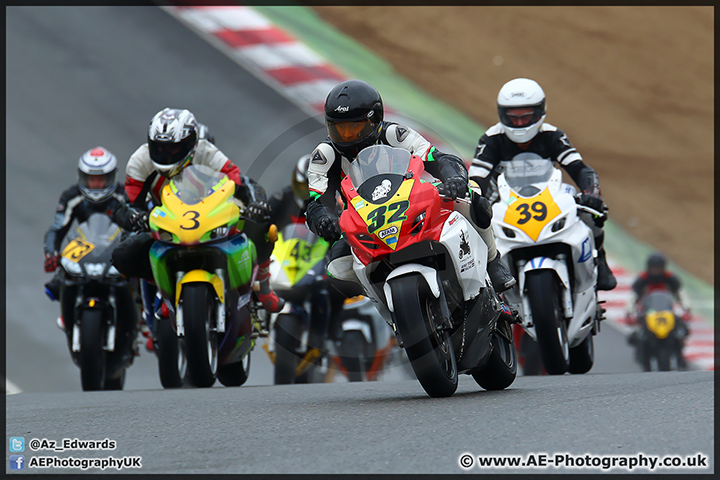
<box><xmin>568</xmin><ymin>334</ymin><xmax>595</xmax><ymax>374</ymax></box>
<box><xmin>103</xmin><ymin>368</ymin><xmax>125</xmax><ymax>390</ymax></box>
<box><xmin>519</xmin><ymin>333</ymin><xmax>544</xmax><ymax>376</ymax></box>
<box><xmin>339</xmin><ymin>331</ymin><xmax>367</xmax><ymax>382</ymax></box>
<box><xmin>472</xmin><ymin>331</ymin><xmax>517</xmax><ymax>390</ymax></box>
<box><xmin>656</xmin><ymin>347</ymin><xmax>672</xmax><ymax>372</ymax></box>
<box><xmin>79</xmin><ymin>309</ymin><xmax>106</xmax><ymax>391</ymax></box>
<box><xmin>156</xmin><ymin>317</ymin><xmax>187</xmax><ymax>389</ymax></box>
<box><xmin>526</xmin><ymin>271</ymin><xmax>569</xmax><ymax>375</ymax></box>
<box><xmin>218</xmin><ymin>352</ymin><xmax>251</xmax><ymax>387</ymax></box>
<box><xmin>183</xmin><ymin>283</ymin><xmax>218</xmax><ymax>388</ymax></box>
<box><xmin>390</xmin><ymin>275</ymin><xmax>457</xmax><ymax>398</ymax></box>
<box><xmin>274</xmin><ymin>314</ymin><xmax>302</xmax><ymax>385</ymax></box>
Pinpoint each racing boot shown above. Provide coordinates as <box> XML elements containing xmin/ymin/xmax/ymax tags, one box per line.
<box><xmin>256</xmin><ymin>259</ymin><xmax>285</xmax><ymax>313</ymax></box>
<box><xmin>595</xmin><ymin>247</ymin><xmax>617</xmax><ymax>291</ymax></box>
<box><xmin>487</xmin><ymin>252</ymin><xmax>516</xmax><ymax>293</ymax></box>
<box><xmin>44</xmin><ymin>277</ymin><xmax>61</xmax><ymax>302</ymax></box>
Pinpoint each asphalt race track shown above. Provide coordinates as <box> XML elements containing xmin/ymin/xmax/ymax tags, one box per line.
<box><xmin>5</xmin><ymin>6</ymin><xmax>714</xmax><ymax>475</ymax></box>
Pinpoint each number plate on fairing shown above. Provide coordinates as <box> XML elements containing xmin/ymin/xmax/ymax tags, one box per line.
<box><xmin>504</xmin><ymin>187</ymin><xmax>561</xmax><ymax>241</ymax></box>
<box><xmin>61</xmin><ymin>238</ymin><xmax>95</xmax><ymax>261</ymax></box>
<box><xmin>350</xmin><ymin>180</ymin><xmax>413</xmax><ymax>250</ymax></box>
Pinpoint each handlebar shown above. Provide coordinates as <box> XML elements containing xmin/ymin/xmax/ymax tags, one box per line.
<box><xmin>435</xmin><ymin>184</ymin><xmax>472</xmax><ymax>204</ymax></box>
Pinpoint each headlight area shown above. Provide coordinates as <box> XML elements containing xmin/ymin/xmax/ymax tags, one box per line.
<box><xmin>60</xmin><ymin>256</ymin><xmax>83</xmax><ymax>275</ymax></box>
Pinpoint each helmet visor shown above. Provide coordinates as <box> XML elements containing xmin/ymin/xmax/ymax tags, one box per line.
<box><xmin>149</xmin><ymin>133</ymin><xmax>196</xmax><ymax>166</ymax></box>
<box><xmin>327</xmin><ymin>119</ymin><xmax>376</xmax><ymax>145</ymax></box>
<box><xmin>78</xmin><ymin>170</ymin><xmax>116</xmax><ymax>191</ymax></box>
<box><xmin>499</xmin><ymin>105</ymin><xmax>545</xmax><ymax>128</ymax></box>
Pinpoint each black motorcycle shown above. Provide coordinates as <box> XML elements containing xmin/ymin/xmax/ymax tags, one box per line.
<box><xmin>56</xmin><ymin>213</ymin><xmax>139</xmax><ymax>390</ymax></box>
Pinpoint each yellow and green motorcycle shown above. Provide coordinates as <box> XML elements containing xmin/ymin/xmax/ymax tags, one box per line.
<box><xmin>148</xmin><ymin>165</ymin><xmax>260</xmax><ymax>388</ymax></box>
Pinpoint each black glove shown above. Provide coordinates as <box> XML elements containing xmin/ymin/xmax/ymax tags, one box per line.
<box><xmin>245</xmin><ymin>201</ymin><xmax>271</xmax><ymax>224</ymax></box>
<box><xmin>315</xmin><ymin>215</ymin><xmax>341</xmax><ymax>243</ymax></box>
<box><xmin>441</xmin><ymin>176</ymin><xmax>469</xmax><ymax>200</ymax></box>
<box><xmin>576</xmin><ymin>191</ymin><xmax>606</xmax><ymax>213</ymax></box>
<box><xmin>44</xmin><ymin>252</ymin><xmax>59</xmax><ymax>273</ymax></box>
<box><xmin>129</xmin><ymin>208</ymin><xmax>150</xmax><ymax>232</ymax></box>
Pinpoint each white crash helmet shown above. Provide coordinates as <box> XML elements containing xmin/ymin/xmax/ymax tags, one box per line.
<box><xmin>147</xmin><ymin>108</ymin><xmax>198</xmax><ymax>178</ymax></box>
<box><xmin>291</xmin><ymin>154</ymin><xmax>311</xmax><ymax>208</ymax></box>
<box><xmin>497</xmin><ymin>78</ymin><xmax>547</xmax><ymax>144</ymax></box>
<box><xmin>78</xmin><ymin>146</ymin><xmax>118</xmax><ymax>203</ymax></box>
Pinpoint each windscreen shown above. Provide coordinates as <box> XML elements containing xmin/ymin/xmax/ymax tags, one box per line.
<box><xmin>170</xmin><ymin>164</ymin><xmax>228</xmax><ymax>205</ymax></box>
<box><xmin>347</xmin><ymin>145</ymin><xmax>412</xmax><ymax>188</ymax></box>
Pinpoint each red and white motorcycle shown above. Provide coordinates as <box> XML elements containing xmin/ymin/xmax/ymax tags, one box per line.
<box><xmin>338</xmin><ymin>145</ymin><xmax>518</xmax><ymax>397</ymax></box>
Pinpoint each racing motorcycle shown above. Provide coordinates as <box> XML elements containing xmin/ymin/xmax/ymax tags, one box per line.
<box><xmin>630</xmin><ymin>290</ymin><xmax>688</xmax><ymax>371</ymax></box>
<box><xmin>147</xmin><ymin>164</ymin><xmax>262</xmax><ymax>388</ymax></box>
<box><xmin>56</xmin><ymin>213</ymin><xmax>138</xmax><ymax>391</ymax></box>
<box><xmin>338</xmin><ymin>145</ymin><xmax>518</xmax><ymax>397</ymax></box>
<box><xmin>491</xmin><ymin>154</ymin><xmax>606</xmax><ymax>375</ymax></box>
<box><xmin>261</xmin><ymin>221</ymin><xmax>335</xmax><ymax>384</ymax></box>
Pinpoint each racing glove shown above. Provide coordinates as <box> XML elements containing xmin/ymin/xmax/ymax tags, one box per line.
<box><xmin>442</xmin><ymin>176</ymin><xmax>469</xmax><ymax>200</ymax></box>
<box><xmin>128</xmin><ymin>208</ymin><xmax>150</xmax><ymax>232</ymax></box>
<box><xmin>44</xmin><ymin>252</ymin><xmax>59</xmax><ymax>273</ymax></box>
<box><xmin>315</xmin><ymin>215</ymin><xmax>342</xmax><ymax>243</ymax></box>
<box><xmin>245</xmin><ymin>201</ymin><xmax>271</xmax><ymax>224</ymax></box>
<box><xmin>576</xmin><ymin>190</ymin><xmax>606</xmax><ymax>213</ymax></box>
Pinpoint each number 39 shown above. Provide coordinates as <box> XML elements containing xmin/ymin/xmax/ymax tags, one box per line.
<box><xmin>515</xmin><ymin>201</ymin><xmax>547</xmax><ymax>224</ymax></box>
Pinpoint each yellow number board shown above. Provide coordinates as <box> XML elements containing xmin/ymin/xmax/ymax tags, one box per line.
<box><xmin>61</xmin><ymin>238</ymin><xmax>95</xmax><ymax>262</ymax></box>
<box><xmin>645</xmin><ymin>310</ymin><xmax>676</xmax><ymax>339</ymax></box>
<box><xmin>503</xmin><ymin>187</ymin><xmax>561</xmax><ymax>241</ymax></box>
<box><xmin>350</xmin><ymin>180</ymin><xmax>414</xmax><ymax>250</ymax></box>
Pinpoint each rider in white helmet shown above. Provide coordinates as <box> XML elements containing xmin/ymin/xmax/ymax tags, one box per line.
<box><xmin>469</xmin><ymin>78</ymin><xmax>617</xmax><ymax>291</ymax></box>
<box><xmin>43</xmin><ymin>147</ymin><xmax>127</xmax><ymax>326</ymax></box>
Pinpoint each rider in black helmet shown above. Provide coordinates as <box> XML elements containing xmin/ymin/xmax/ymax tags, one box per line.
<box><xmin>305</xmin><ymin>79</ymin><xmax>516</xmax><ymax>297</ymax></box>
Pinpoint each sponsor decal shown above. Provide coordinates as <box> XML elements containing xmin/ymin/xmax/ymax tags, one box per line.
<box><xmin>395</xmin><ymin>126</ymin><xmax>409</xmax><ymax>142</ymax></box>
<box><xmin>448</xmin><ymin>216</ymin><xmax>458</xmax><ymax>226</ymax></box>
<box><xmin>458</xmin><ymin>230</ymin><xmax>472</xmax><ymax>259</ymax></box>
<box><xmin>460</xmin><ymin>258</ymin><xmax>475</xmax><ymax>273</ymax></box>
<box><xmin>578</xmin><ymin>237</ymin><xmax>592</xmax><ymax>263</ymax></box>
<box><xmin>377</xmin><ymin>225</ymin><xmax>398</xmax><ymax>239</ymax></box>
<box><xmin>311</xmin><ymin>150</ymin><xmax>326</xmax><ymax>165</ymax></box>
<box><xmin>335</xmin><ymin>105</ymin><xmax>349</xmax><ymax>113</ymax></box>
<box><xmin>371</xmin><ymin>179</ymin><xmax>393</xmax><ymax>201</ymax></box>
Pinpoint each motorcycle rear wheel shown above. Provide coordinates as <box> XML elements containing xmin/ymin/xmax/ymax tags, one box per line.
<box><xmin>218</xmin><ymin>352</ymin><xmax>251</xmax><ymax>387</ymax></box>
<box><xmin>568</xmin><ymin>333</ymin><xmax>595</xmax><ymax>374</ymax></box>
<box><xmin>472</xmin><ymin>330</ymin><xmax>517</xmax><ymax>390</ymax></box>
<box><xmin>390</xmin><ymin>275</ymin><xmax>457</xmax><ymax>398</ymax></box>
<box><xmin>79</xmin><ymin>309</ymin><xmax>106</xmax><ymax>391</ymax></box>
<box><xmin>339</xmin><ymin>330</ymin><xmax>367</xmax><ymax>382</ymax></box>
<box><xmin>183</xmin><ymin>283</ymin><xmax>218</xmax><ymax>388</ymax></box>
<box><xmin>526</xmin><ymin>271</ymin><xmax>569</xmax><ymax>375</ymax></box>
<box><xmin>104</xmin><ymin>368</ymin><xmax>126</xmax><ymax>391</ymax></box>
<box><xmin>274</xmin><ymin>314</ymin><xmax>302</xmax><ymax>385</ymax></box>
<box><xmin>156</xmin><ymin>317</ymin><xmax>187</xmax><ymax>389</ymax></box>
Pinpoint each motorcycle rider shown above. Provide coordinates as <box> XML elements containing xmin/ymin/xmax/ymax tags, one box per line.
<box><xmin>468</xmin><ymin>78</ymin><xmax>617</xmax><ymax>291</ymax></box>
<box><xmin>627</xmin><ymin>252</ymin><xmax>690</xmax><ymax>357</ymax></box>
<box><xmin>112</xmin><ymin>107</ymin><xmax>284</xmax><ymax>313</ymax></box>
<box><xmin>43</xmin><ymin>147</ymin><xmax>128</xmax><ymax>330</ymax></box>
<box><xmin>306</xmin><ymin>79</ymin><xmax>516</xmax><ymax>296</ymax></box>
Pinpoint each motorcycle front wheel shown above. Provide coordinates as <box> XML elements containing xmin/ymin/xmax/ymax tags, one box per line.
<box><xmin>390</xmin><ymin>274</ymin><xmax>457</xmax><ymax>398</ymax></box>
<box><xmin>79</xmin><ymin>309</ymin><xmax>106</xmax><ymax>391</ymax></box>
<box><xmin>526</xmin><ymin>271</ymin><xmax>569</xmax><ymax>375</ymax></box>
<box><xmin>338</xmin><ymin>330</ymin><xmax>367</xmax><ymax>382</ymax></box>
<box><xmin>183</xmin><ymin>283</ymin><xmax>218</xmax><ymax>388</ymax></box>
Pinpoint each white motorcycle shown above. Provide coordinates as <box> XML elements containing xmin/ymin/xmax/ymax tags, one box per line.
<box><xmin>491</xmin><ymin>154</ymin><xmax>606</xmax><ymax>375</ymax></box>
